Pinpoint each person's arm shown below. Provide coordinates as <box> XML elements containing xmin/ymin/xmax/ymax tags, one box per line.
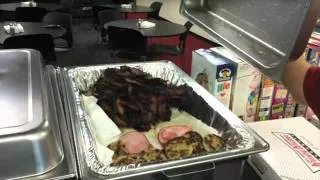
<box><xmin>282</xmin><ymin>55</ymin><xmax>310</xmax><ymax>104</ymax></box>
<box><xmin>282</xmin><ymin>55</ymin><xmax>320</xmax><ymax>118</ymax></box>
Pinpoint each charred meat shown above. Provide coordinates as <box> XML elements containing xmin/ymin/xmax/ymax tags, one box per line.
<box><xmin>87</xmin><ymin>66</ymin><xmax>213</xmax><ymax>131</ymax></box>
<box><xmin>89</xmin><ymin>66</ymin><xmax>172</xmax><ymax>131</ymax></box>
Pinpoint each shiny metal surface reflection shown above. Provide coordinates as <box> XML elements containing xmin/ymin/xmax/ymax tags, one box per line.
<box><xmin>0</xmin><ymin>49</ymin><xmax>68</xmax><ymax>179</ymax></box>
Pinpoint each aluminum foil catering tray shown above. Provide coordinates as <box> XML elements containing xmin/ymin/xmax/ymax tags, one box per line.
<box><xmin>60</xmin><ymin>61</ymin><xmax>269</xmax><ymax>179</ymax></box>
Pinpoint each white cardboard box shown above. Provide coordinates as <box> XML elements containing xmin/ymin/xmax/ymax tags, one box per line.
<box><xmin>248</xmin><ymin>117</ymin><xmax>320</xmax><ymax>180</ymax></box>
<box><xmin>210</xmin><ymin>47</ymin><xmax>262</xmax><ymax>122</ymax></box>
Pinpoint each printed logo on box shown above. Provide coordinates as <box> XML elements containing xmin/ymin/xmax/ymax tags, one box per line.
<box><xmin>217</xmin><ymin>68</ymin><xmax>232</xmax><ymax>82</ymax></box>
<box><xmin>273</xmin><ymin>132</ymin><xmax>320</xmax><ymax>173</ymax></box>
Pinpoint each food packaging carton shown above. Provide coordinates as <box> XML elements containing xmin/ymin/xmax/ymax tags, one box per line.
<box><xmin>256</xmin><ymin>76</ymin><xmax>274</xmax><ymax>121</ymax></box>
<box><xmin>284</xmin><ymin>93</ymin><xmax>297</xmax><ymax>118</ymax></box>
<box><xmin>269</xmin><ymin>83</ymin><xmax>289</xmax><ymax>120</ymax></box>
<box><xmin>191</xmin><ymin>49</ymin><xmax>235</xmax><ymax>108</ymax></box>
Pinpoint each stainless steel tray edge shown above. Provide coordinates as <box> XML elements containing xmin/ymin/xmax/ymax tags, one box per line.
<box><xmin>289</xmin><ymin>0</ymin><xmax>320</xmax><ymax>59</ymax></box>
<box><xmin>180</xmin><ymin>0</ymin><xmax>320</xmax><ymax>82</ymax></box>
<box><xmin>60</xmin><ymin>61</ymin><xmax>269</xmax><ymax>180</ymax></box>
<box><xmin>29</xmin><ymin>65</ymin><xmax>79</xmax><ymax>180</ymax></box>
<box><xmin>59</xmin><ymin>66</ymin><xmax>88</xmax><ymax>179</ymax></box>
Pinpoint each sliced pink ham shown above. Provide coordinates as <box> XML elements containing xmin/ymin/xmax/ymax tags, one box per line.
<box><xmin>119</xmin><ymin>131</ymin><xmax>150</xmax><ymax>154</ymax></box>
<box><xmin>158</xmin><ymin>125</ymin><xmax>192</xmax><ymax>145</ymax></box>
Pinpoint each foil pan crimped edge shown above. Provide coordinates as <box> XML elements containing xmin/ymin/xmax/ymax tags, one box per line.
<box><xmin>66</xmin><ymin>61</ymin><xmax>262</xmax><ymax>176</ymax></box>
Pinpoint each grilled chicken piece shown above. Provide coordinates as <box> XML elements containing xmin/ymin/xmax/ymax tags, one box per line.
<box><xmin>111</xmin><ymin>155</ymin><xmax>140</xmax><ymax>166</ymax></box>
<box><xmin>164</xmin><ymin>131</ymin><xmax>210</xmax><ymax>160</ymax></box>
<box><xmin>139</xmin><ymin>149</ymin><xmax>167</xmax><ymax>164</ymax></box>
<box><xmin>203</xmin><ymin>134</ymin><xmax>225</xmax><ymax>152</ymax></box>
<box><xmin>165</xmin><ymin>136</ymin><xmax>194</xmax><ymax>160</ymax></box>
<box><xmin>183</xmin><ymin>131</ymin><xmax>206</xmax><ymax>154</ymax></box>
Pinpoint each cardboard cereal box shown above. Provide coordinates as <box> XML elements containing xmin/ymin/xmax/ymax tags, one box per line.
<box><xmin>256</xmin><ymin>76</ymin><xmax>274</xmax><ymax>121</ymax></box>
<box><xmin>191</xmin><ymin>49</ymin><xmax>235</xmax><ymax>109</ymax></box>
<box><xmin>269</xmin><ymin>83</ymin><xmax>289</xmax><ymax>119</ymax></box>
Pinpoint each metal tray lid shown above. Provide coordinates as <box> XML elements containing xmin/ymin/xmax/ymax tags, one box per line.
<box><xmin>0</xmin><ymin>49</ymin><xmax>44</xmax><ymax>136</ymax></box>
<box><xmin>180</xmin><ymin>0</ymin><xmax>320</xmax><ymax>81</ymax></box>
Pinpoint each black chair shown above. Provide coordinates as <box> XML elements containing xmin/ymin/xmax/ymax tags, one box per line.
<box><xmin>3</xmin><ymin>34</ymin><xmax>56</xmax><ymax>63</ymax></box>
<box><xmin>150</xmin><ymin>21</ymin><xmax>193</xmax><ymax>56</ymax></box>
<box><xmin>148</xmin><ymin>2</ymin><xmax>162</xmax><ymax>19</ymax></box>
<box><xmin>150</xmin><ymin>21</ymin><xmax>193</xmax><ymax>70</ymax></box>
<box><xmin>42</xmin><ymin>12</ymin><xmax>73</xmax><ymax>48</ymax></box>
<box><xmin>107</xmin><ymin>26</ymin><xmax>147</xmax><ymax>60</ymax></box>
<box><xmin>15</xmin><ymin>7</ymin><xmax>47</xmax><ymax>22</ymax></box>
<box><xmin>92</xmin><ymin>5</ymin><xmax>119</xmax><ymax>28</ymax></box>
<box><xmin>99</xmin><ymin>10</ymin><xmax>121</xmax><ymax>41</ymax></box>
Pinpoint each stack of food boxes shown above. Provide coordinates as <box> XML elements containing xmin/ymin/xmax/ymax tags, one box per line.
<box><xmin>191</xmin><ymin>45</ymin><xmax>319</xmax><ymax>122</ymax></box>
<box><xmin>192</xmin><ymin>47</ymin><xmax>262</xmax><ymax>122</ymax></box>
<box><xmin>210</xmin><ymin>47</ymin><xmax>262</xmax><ymax>122</ymax></box>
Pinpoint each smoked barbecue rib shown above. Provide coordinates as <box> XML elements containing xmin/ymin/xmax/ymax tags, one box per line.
<box><xmin>87</xmin><ymin>66</ymin><xmax>213</xmax><ymax>132</ymax></box>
